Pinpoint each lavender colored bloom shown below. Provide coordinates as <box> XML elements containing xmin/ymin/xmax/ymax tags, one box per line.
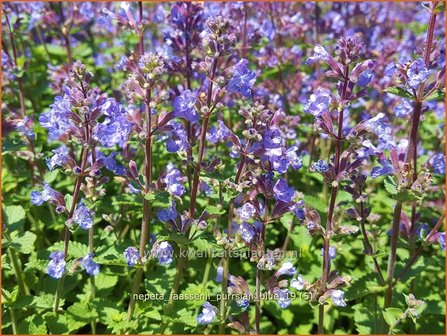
<box><xmin>197</xmin><ymin>302</ymin><xmax>218</xmax><ymax>325</ymax></box>
<box><xmin>274</xmin><ymin>288</ymin><xmax>291</xmax><ymax>308</ymax></box>
<box><xmin>263</xmin><ymin>126</ymin><xmax>282</xmax><ymax>150</ymax></box>
<box><xmin>30</xmin><ymin>183</ymin><xmax>60</xmax><ymax>207</ymax></box>
<box><xmin>216</xmin><ymin>266</ymin><xmax>223</xmax><ymax>282</ymax></box>
<box><xmin>273</xmin><ymin>178</ymin><xmax>295</xmax><ymax>203</ymax></box>
<box><xmin>73</xmin><ymin>201</ymin><xmax>94</xmax><ymax>230</ymax></box>
<box><xmin>153</xmin><ymin>5</ymin><xmax>166</xmax><ymax>23</ymax></box>
<box><xmin>166</xmin><ymin>121</ymin><xmax>189</xmax><ymax>152</ymax></box>
<box><xmin>164</xmin><ymin>163</ymin><xmax>186</xmax><ymax>197</ymax></box>
<box><xmin>239</xmin><ymin>222</ymin><xmax>256</xmax><ymax>243</ymax></box>
<box><xmin>2</xmin><ymin>50</ymin><xmax>9</xmax><ymax>67</ymax></box>
<box><xmin>103</xmin><ymin>152</ymin><xmax>126</xmax><ymax>176</ymax></box>
<box><xmin>173</xmin><ymin>90</ymin><xmax>198</xmax><ymax>122</ymax></box>
<box><xmin>261</xmin><ymin>19</ymin><xmax>275</xmax><ymax>40</ymax></box>
<box><xmin>321</xmin><ymin>246</ymin><xmax>337</xmax><ymax>261</ymax></box>
<box><xmin>357</xmin><ymin>70</ymin><xmax>374</xmax><ymax>87</ymax></box>
<box><xmin>306</xmin><ymin>45</ymin><xmax>329</xmax><ymax>64</ymax></box>
<box><xmin>304</xmin><ymin>89</ymin><xmax>331</xmax><ymax>116</ymax></box>
<box><xmin>394</xmin><ymin>99</ymin><xmax>413</xmax><ymax>117</ymax></box>
<box><xmin>312</xmin><ymin>159</ymin><xmax>330</xmax><ymax>173</ymax></box>
<box><xmin>227</xmin><ymin>59</ymin><xmax>257</xmax><ymax>97</ymax></box>
<box><xmin>290</xmin><ymin>274</ymin><xmax>306</xmax><ymax>290</ymax></box>
<box><xmin>157</xmin><ymin>201</ymin><xmax>178</xmax><ymax>222</ymax></box>
<box><xmin>330</xmin><ymin>289</ymin><xmax>347</xmax><ymax>307</ymax></box>
<box><xmin>276</xmin><ymin>261</ymin><xmax>296</xmax><ymax>277</ymax></box>
<box><xmin>94</xmin><ymin>99</ymin><xmax>132</xmax><ymax>148</ymax></box>
<box><xmin>407</xmin><ymin>59</ymin><xmax>429</xmax><ymax>88</ymax></box>
<box><xmin>39</xmin><ymin>95</ymin><xmax>74</xmax><ymax>140</ymax></box>
<box><xmin>437</xmin><ymin>232</ymin><xmax>446</xmax><ymax>251</ymax></box>
<box><xmin>430</xmin><ymin>154</ymin><xmax>445</xmax><ymax>175</ymax></box>
<box><xmin>81</xmin><ymin>254</ymin><xmax>100</xmax><ymax>276</ymax></box>
<box><xmin>124</xmin><ymin>246</ymin><xmax>139</xmax><ymax>267</ymax></box>
<box><xmin>156</xmin><ymin>241</ymin><xmax>174</xmax><ymax>265</ymax></box>
<box><xmin>47</xmin><ymin>251</ymin><xmax>65</xmax><ymax>279</ymax></box>
<box><xmin>371</xmin><ymin>159</ymin><xmax>394</xmax><ymax>178</ymax></box>
<box><xmin>16</xmin><ymin>116</ymin><xmax>35</xmax><ymax>139</ymax></box>
<box><xmin>384</xmin><ymin>62</ymin><xmax>396</xmax><ymax>76</ymax></box>
<box><xmin>286</xmin><ymin>147</ymin><xmax>303</xmax><ymax>170</ymax></box>
<box><xmin>46</xmin><ymin>145</ymin><xmax>70</xmax><ymax>171</ymax></box>
<box><xmin>238</xmin><ymin>203</ymin><xmax>256</xmax><ymax>220</ymax></box>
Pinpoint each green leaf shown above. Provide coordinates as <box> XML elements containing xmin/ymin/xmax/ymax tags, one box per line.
<box><xmin>345</xmin><ymin>273</ymin><xmax>384</xmax><ymax>301</ymax></box>
<box><xmin>383</xmin><ymin>307</ymin><xmax>404</xmax><ymax>327</ymax></box>
<box><xmin>204</xmin><ymin>204</ymin><xmax>226</xmax><ymax>215</ymax></box>
<box><xmin>67</xmin><ymin>301</ymin><xmax>98</xmax><ymax>324</ymax></box>
<box><xmin>384</xmin><ymin>86</ymin><xmax>414</xmax><ymax>99</ymax></box>
<box><xmin>353</xmin><ymin>301</ymin><xmax>379</xmax><ymax>334</ymax></box>
<box><xmin>424</xmin><ymin>89</ymin><xmax>445</xmax><ymax>102</ymax></box>
<box><xmin>4</xmin><ymin>231</ymin><xmax>37</xmax><ymax>254</ymax></box>
<box><xmin>3</xmin><ymin>205</ymin><xmax>26</xmax><ymax>230</ymax></box>
<box><xmin>303</xmin><ymin>195</ymin><xmax>327</xmax><ymax>214</ymax></box>
<box><xmin>174</xmin><ymin>308</ymin><xmax>198</xmax><ymax>327</ymax></box>
<box><xmin>384</xmin><ymin>176</ymin><xmax>398</xmax><ymax>195</ymax></box>
<box><xmin>145</xmin><ymin>190</ymin><xmax>171</xmax><ymax>207</ymax></box>
<box><xmin>17</xmin><ymin>314</ymin><xmax>47</xmax><ymax>334</ymax></box>
<box><xmin>65</xmin><ymin>194</ymin><xmax>74</xmax><ymax>213</ymax></box>
<box><xmin>94</xmin><ymin>272</ymin><xmax>118</xmax><ymax>292</ymax></box>
<box><xmin>49</xmin><ymin>241</ymin><xmax>88</xmax><ymax>259</ymax></box>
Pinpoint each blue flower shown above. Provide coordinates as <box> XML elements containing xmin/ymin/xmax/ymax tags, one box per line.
<box><xmin>47</xmin><ymin>251</ymin><xmax>65</xmax><ymax>279</ymax></box>
<box><xmin>407</xmin><ymin>59</ymin><xmax>429</xmax><ymax>89</ymax></box>
<box><xmin>46</xmin><ymin>145</ymin><xmax>70</xmax><ymax>171</ymax></box>
<box><xmin>238</xmin><ymin>203</ymin><xmax>256</xmax><ymax>220</ymax></box>
<box><xmin>261</xmin><ymin>19</ymin><xmax>275</xmax><ymax>40</ymax></box>
<box><xmin>73</xmin><ymin>201</ymin><xmax>94</xmax><ymax>230</ymax></box>
<box><xmin>290</xmin><ymin>274</ymin><xmax>306</xmax><ymax>290</ymax></box>
<box><xmin>39</xmin><ymin>95</ymin><xmax>73</xmax><ymax>140</ymax></box>
<box><xmin>156</xmin><ymin>241</ymin><xmax>174</xmax><ymax>265</ymax></box>
<box><xmin>276</xmin><ymin>261</ymin><xmax>296</xmax><ymax>277</ymax></box>
<box><xmin>239</xmin><ymin>222</ymin><xmax>256</xmax><ymax>243</ymax></box>
<box><xmin>312</xmin><ymin>159</ymin><xmax>330</xmax><ymax>173</ymax></box>
<box><xmin>384</xmin><ymin>63</ymin><xmax>396</xmax><ymax>76</ymax></box>
<box><xmin>263</xmin><ymin>126</ymin><xmax>282</xmax><ymax>150</ymax></box>
<box><xmin>124</xmin><ymin>246</ymin><xmax>139</xmax><ymax>267</ymax></box>
<box><xmin>164</xmin><ymin>163</ymin><xmax>185</xmax><ymax>197</ymax></box>
<box><xmin>437</xmin><ymin>232</ymin><xmax>446</xmax><ymax>251</ymax></box>
<box><xmin>321</xmin><ymin>246</ymin><xmax>337</xmax><ymax>261</ymax></box>
<box><xmin>81</xmin><ymin>254</ymin><xmax>100</xmax><ymax>276</ymax></box>
<box><xmin>274</xmin><ymin>288</ymin><xmax>291</xmax><ymax>308</ymax></box>
<box><xmin>103</xmin><ymin>152</ymin><xmax>126</xmax><ymax>176</ymax></box>
<box><xmin>227</xmin><ymin>59</ymin><xmax>257</xmax><ymax>97</ymax></box>
<box><xmin>371</xmin><ymin>159</ymin><xmax>394</xmax><ymax>178</ymax></box>
<box><xmin>357</xmin><ymin>70</ymin><xmax>374</xmax><ymax>87</ymax></box>
<box><xmin>215</xmin><ymin>266</ymin><xmax>223</xmax><ymax>283</ymax></box>
<box><xmin>197</xmin><ymin>302</ymin><xmax>218</xmax><ymax>325</ymax></box>
<box><xmin>273</xmin><ymin>178</ymin><xmax>295</xmax><ymax>203</ymax></box>
<box><xmin>30</xmin><ymin>183</ymin><xmax>62</xmax><ymax>207</ymax></box>
<box><xmin>94</xmin><ymin>99</ymin><xmax>132</xmax><ymax>148</ymax></box>
<box><xmin>157</xmin><ymin>201</ymin><xmax>178</xmax><ymax>222</ymax></box>
<box><xmin>394</xmin><ymin>99</ymin><xmax>413</xmax><ymax>118</ymax></box>
<box><xmin>430</xmin><ymin>154</ymin><xmax>445</xmax><ymax>175</ymax></box>
<box><xmin>173</xmin><ymin>90</ymin><xmax>198</xmax><ymax>122</ymax></box>
<box><xmin>304</xmin><ymin>89</ymin><xmax>331</xmax><ymax>117</ymax></box>
<box><xmin>330</xmin><ymin>289</ymin><xmax>347</xmax><ymax>307</ymax></box>
<box><xmin>165</xmin><ymin>121</ymin><xmax>189</xmax><ymax>153</ymax></box>
<box><xmin>306</xmin><ymin>44</ymin><xmax>329</xmax><ymax>64</ymax></box>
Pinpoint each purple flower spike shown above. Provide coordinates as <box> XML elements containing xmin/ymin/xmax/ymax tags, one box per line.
<box><xmin>273</xmin><ymin>179</ymin><xmax>295</xmax><ymax>203</ymax></box>
<box><xmin>197</xmin><ymin>302</ymin><xmax>218</xmax><ymax>325</ymax></box>
<box><xmin>73</xmin><ymin>201</ymin><xmax>94</xmax><ymax>230</ymax></box>
<box><xmin>227</xmin><ymin>59</ymin><xmax>257</xmax><ymax>98</ymax></box>
<box><xmin>81</xmin><ymin>254</ymin><xmax>100</xmax><ymax>276</ymax></box>
<box><xmin>124</xmin><ymin>246</ymin><xmax>140</xmax><ymax>267</ymax></box>
<box><xmin>156</xmin><ymin>241</ymin><xmax>174</xmax><ymax>265</ymax></box>
<box><xmin>47</xmin><ymin>251</ymin><xmax>66</xmax><ymax>279</ymax></box>
<box><xmin>173</xmin><ymin>90</ymin><xmax>198</xmax><ymax>122</ymax></box>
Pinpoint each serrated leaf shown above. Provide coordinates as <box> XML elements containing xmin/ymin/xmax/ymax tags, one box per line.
<box><xmin>383</xmin><ymin>307</ymin><xmax>404</xmax><ymax>327</ymax></box>
<box><xmin>67</xmin><ymin>301</ymin><xmax>98</xmax><ymax>323</ymax></box>
<box><xmin>3</xmin><ymin>205</ymin><xmax>26</xmax><ymax>230</ymax></box>
<box><xmin>345</xmin><ymin>273</ymin><xmax>384</xmax><ymax>301</ymax></box>
<box><xmin>175</xmin><ymin>308</ymin><xmax>198</xmax><ymax>327</ymax></box>
<box><xmin>424</xmin><ymin>89</ymin><xmax>445</xmax><ymax>102</ymax></box>
<box><xmin>204</xmin><ymin>205</ymin><xmax>226</xmax><ymax>215</ymax></box>
<box><xmin>17</xmin><ymin>314</ymin><xmax>47</xmax><ymax>334</ymax></box>
<box><xmin>49</xmin><ymin>241</ymin><xmax>88</xmax><ymax>259</ymax></box>
<box><xmin>384</xmin><ymin>86</ymin><xmax>414</xmax><ymax>99</ymax></box>
<box><xmin>384</xmin><ymin>176</ymin><xmax>398</xmax><ymax>195</ymax></box>
<box><xmin>303</xmin><ymin>195</ymin><xmax>327</xmax><ymax>214</ymax></box>
<box><xmin>4</xmin><ymin>231</ymin><xmax>37</xmax><ymax>254</ymax></box>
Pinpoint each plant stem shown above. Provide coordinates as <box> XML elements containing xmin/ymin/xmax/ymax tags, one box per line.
<box><xmin>53</xmin><ymin>146</ymin><xmax>89</xmax><ymax>313</ymax></box>
<box><xmin>9</xmin><ymin>308</ymin><xmax>17</xmax><ymax>335</ymax></box>
<box><xmin>384</xmin><ymin>6</ymin><xmax>438</xmax><ymax>311</ymax></box>
<box><xmin>255</xmin><ymin>198</ymin><xmax>270</xmax><ymax>334</ymax></box>
<box><xmin>318</xmin><ymin>65</ymin><xmax>349</xmax><ymax>334</ymax></box>
<box><xmin>162</xmin><ymin>58</ymin><xmax>220</xmax><ymax>329</ymax></box>
<box><xmin>392</xmin><ymin>212</ymin><xmax>445</xmax><ymax>286</ymax></box>
<box><xmin>8</xmin><ymin>247</ymin><xmax>29</xmax><ymax>295</ymax></box>
<box><xmin>127</xmin><ymin>5</ymin><xmax>153</xmax><ymax>320</ymax></box>
<box><xmin>58</xmin><ymin>2</ymin><xmax>73</xmax><ymax>66</ymax></box>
